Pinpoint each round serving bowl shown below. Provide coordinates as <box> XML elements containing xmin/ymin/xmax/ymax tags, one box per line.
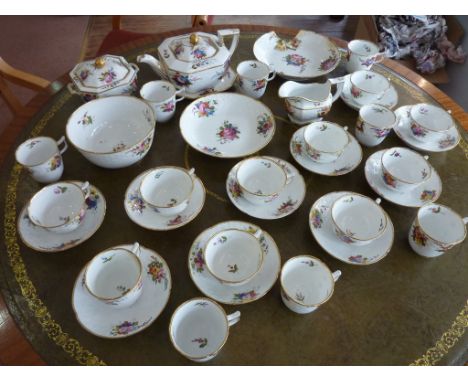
<box><xmin>66</xmin><ymin>96</ymin><xmax>156</xmax><ymax>169</ymax></box>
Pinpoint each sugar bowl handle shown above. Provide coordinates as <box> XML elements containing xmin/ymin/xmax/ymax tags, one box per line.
<box><xmin>332</xmin><ymin>270</ymin><xmax>342</xmax><ymax>282</ymax></box>
<box><xmin>227</xmin><ymin>311</ymin><xmax>241</xmax><ymax>327</ymax></box>
<box><xmin>131</xmin><ymin>242</ymin><xmax>141</xmax><ymax>258</ymax></box>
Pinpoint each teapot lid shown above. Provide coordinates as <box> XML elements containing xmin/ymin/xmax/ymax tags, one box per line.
<box><xmin>69</xmin><ymin>55</ymin><xmax>137</xmax><ymax>94</ymax></box>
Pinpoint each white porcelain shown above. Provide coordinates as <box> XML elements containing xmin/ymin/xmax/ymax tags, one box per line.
<box><xmin>84</xmin><ymin>243</ymin><xmax>142</xmax><ymax>309</ymax></box>
<box><xmin>18</xmin><ymin>181</ymin><xmax>105</xmax><ymax>252</ymax></box>
<box><xmin>140</xmin><ymin>80</ymin><xmax>185</xmax><ymax>123</ymax></box>
<box><xmin>290</xmin><ymin>126</ymin><xmax>362</xmax><ymax>176</ymax></box>
<box><xmin>68</xmin><ymin>55</ymin><xmax>139</xmax><ymax>102</ymax></box>
<box><xmin>303</xmin><ymin>122</ymin><xmax>350</xmax><ymax>164</ymax></box>
<box><xmin>344</xmin><ymin>70</ymin><xmax>391</xmax><ymax>106</ymax></box>
<box><xmin>278</xmin><ymin>77</ymin><xmax>345</xmax><ymax>122</ymax></box>
<box><xmin>355</xmin><ymin>104</ymin><xmax>396</xmax><ymax>147</ymax></box>
<box><xmin>280</xmin><ymin>256</ymin><xmax>341</xmax><ymax>314</ymax></box>
<box><xmin>235</xmin><ymin>156</ymin><xmax>293</xmax><ymax>205</ymax></box>
<box><xmin>236</xmin><ymin>60</ymin><xmax>275</xmax><ymax>99</ymax></box>
<box><xmin>409</xmin><ymin>203</ymin><xmax>468</xmax><ymax>258</ymax></box>
<box><xmin>345</xmin><ymin>39</ymin><xmax>384</xmax><ymax>73</ymax></box>
<box><xmin>381</xmin><ymin>147</ymin><xmax>431</xmax><ymax>192</ymax></box>
<box><xmin>28</xmin><ymin>181</ymin><xmax>90</xmax><ymax>234</ymax></box>
<box><xmin>309</xmin><ymin>192</ymin><xmax>394</xmax><ymax>265</ymax></box>
<box><xmin>139</xmin><ymin>166</ymin><xmax>195</xmax><ymax>216</ymax></box>
<box><xmin>180</xmin><ymin>93</ymin><xmax>275</xmax><ymax>158</ymax></box>
<box><xmin>226</xmin><ymin>156</ymin><xmax>305</xmax><ymax>220</ymax></box>
<box><xmin>179</xmin><ymin>67</ymin><xmax>236</xmax><ymax>99</ymax></box>
<box><xmin>125</xmin><ymin>169</ymin><xmax>205</xmax><ymax>230</ymax></box>
<box><xmin>15</xmin><ymin>136</ymin><xmax>67</xmax><ymax>183</ymax></box>
<box><xmin>341</xmin><ymin>76</ymin><xmax>398</xmax><ymax>111</ymax></box>
<box><xmin>394</xmin><ymin>106</ymin><xmax>460</xmax><ymax>152</ymax></box>
<box><xmin>204</xmin><ymin>228</ymin><xmax>264</xmax><ymax>285</ymax></box>
<box><xmin>137</xmin><ymin>29</ymin><xmax>240</xmax><ymax>94</ymax></box>
<box><xmin>72</xmin><ymin>244</ymin><xmax>171</xmax><ymax>338</ymax></box>
<box><xmin>407</xmin><ymin>103</ymin><xmax>455</xmax><ymax>143</ymax></box>
<box><xmin>253</xmin><ymin>30</ymin><xmax>341</xmax><ymax>80</ymax></box>
<box><xmin>66</xmin><ymin>96</ymin><xmax>156</xmax><ymax>169</ymax></box>
<box><xmin>169</xmin><ymin>298</ymin><xmax>240</xmax><ymax>362</ymax></box>
<box><xmin>365</xmin><ymin>150</ymin><xmax>442</xmax><ymax>207</ymax></box>
<box><xmin>331</xmin><ymin>193</ymin><xmax>387</xmax><ymax>245</ymax></box>
<box><xmin>189</xmin><ymin>221</ymin><xmax>281</xmax><ymax>305</ymax></box>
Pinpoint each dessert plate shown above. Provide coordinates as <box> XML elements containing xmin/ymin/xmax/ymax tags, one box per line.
<box><xmin>290</xmin><ymin>127</ymin><xmax>362</xmax><ymax>176</ymax></box>
<box><xmin>253</xmin><ymin>30</ymin><xmax>341</xmax><ymax>80</ymax></box>
<box><xmin>188</xmin><ymin>221</ymin><xmax>281</xmax><ymax>305</ymax></box>
<box><xmin>226</xmin><ymin>156</ymin><xmax>306</xmax><ymax>219</ymax></box>
<box><xmin>180</xmin><ymin>93</ymin><xmax>275</xmax><ymax>158</ymax></box>
<box><xmin>72</xmin><ymin>244</ymin><xmax>171</xmax><ymax>339</ymax></box>
<box><xmin>309</xmin><ymin>191</ymin><xmax>394</xmax><ymax>265</ymax></box>
<box><xmin>17</xmin><ymin>181</ymin><xmax>106</xmax><ymax>252</ymax></box>
<box><xmin>393</xmin><ymin>105</ymin><xmax>460</xmax><ymax>152</ymax></box>
<box><xmin>124</xmin><ymin>169</ymin><xmax>205</xmax><ymax>230</ymax></box>
<box><xmin>183</xmin><ymin>67</ymin><xmax>236</xmax><ymax>99</ymax></box>
<box><xmin>365</xmin><ymin>150</ymin><xmax>442</xmax><ymax>207</ymax></box>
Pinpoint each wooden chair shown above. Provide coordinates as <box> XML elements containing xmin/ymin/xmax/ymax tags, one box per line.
<box><xmin>0</xmin><ymin>56</ymin><xmax>51</xmax><ymax>116</ymax></box>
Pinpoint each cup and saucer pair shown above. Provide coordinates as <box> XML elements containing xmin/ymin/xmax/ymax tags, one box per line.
<box><xmin>188</xmin><ymin>220</ymin><xmax>281</xmax><ymax>305</ymax></box>
<box><xmin>309</xmin><ymin>191</ymin><xmax>394</xmax><ymax>265</ymax></box>
<box><xmin>365</xmin><ymin>146</ymin><xmax>442</xmax><ymax>207</ymax></box>
<box><xmin>124</xmin><ymin>166</ymin><xmax>206</xmax><ymax>230</ymax></box>
<box><xmin>290</xmin><ymin>121</ymin><xmax>362</xmax><ymax>176</ymax></box>
<box><xmin>17</xmin><ymin>180</ymin><xmax>106</xmax><ymax>252</ymax></box>
<box><xmin>72</xmin><ymin>243</ymin><xmax>171</xmax><ymax>339</ymax></box>
<box><xmin>226</xmin><ymin>156</ymin><xmax>305</xmax><ymax>220</ymax></box>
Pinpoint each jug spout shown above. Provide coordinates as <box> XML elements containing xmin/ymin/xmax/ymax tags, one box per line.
<box><xmin>136</xmin><ymin>54</ymin><xmax>168</xmax><ymax>80</ymax></box>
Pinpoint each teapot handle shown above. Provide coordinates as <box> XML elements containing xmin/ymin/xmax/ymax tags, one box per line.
<box><xmin>217</xmin><ymin>29</ymin><xmax>240</xmax><ymax>57</ymax></box>
<box><xmin>329</xmin><ymin>76</ymin><xmax>346</xmax><ymax>103</ymax></box>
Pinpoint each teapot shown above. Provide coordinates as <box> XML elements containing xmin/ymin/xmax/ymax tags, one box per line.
<box><xmin>137</xmin><ymin>29</ymin><xmax>240</xmax><ymax>95</ymax></box>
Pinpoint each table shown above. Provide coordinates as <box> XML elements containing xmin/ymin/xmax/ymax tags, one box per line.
<box><xmin>1</xmin><ymin>25</ymin><xmax>467</xmax><ymax>366</ymax></box>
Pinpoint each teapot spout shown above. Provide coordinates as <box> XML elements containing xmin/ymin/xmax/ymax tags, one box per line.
<box><xmin>136</xmin><ymin>54</ymin><xmax>168</xmax><ymax>80</ymax></box>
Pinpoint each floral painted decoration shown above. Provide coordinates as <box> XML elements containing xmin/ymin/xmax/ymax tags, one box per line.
<box><xmin>172</xmin><ymin>72</ymin><xmax>198</xmax><ymax>87</ymax></box>
<box><xmin>291</xmin><ymin>138</ymin><xmax>303</xmax><ymax>156</ymax></box>
<box><xmin>410</xmin><ymin>122</ymin><xmax>427</xmax><ymax>137</ymax></box>
<box><xmin>85</xmin><ymin>188</ymin><xmax>100</xmax><ymax>210</ymax></box>
<box><xmin>190</xmin><ymin>245</ymin><xmax>205</xmax><ymax>272</ymax></box>
<box><xmin>110</xmin><ymin>318</ymin><xmax>151</xmax><ymax>337</ymax></box>
<box><xmin>319</xmin><ymin>50</ymin><xmax>339</xmax><ymax>72</ymax></box>
<box><xmin>356</xmin><ymin>119</ymin><xmax>365</xmax><ymax>132</ymax></box>
<box><xmin>228</xmin><ymin>178</ymin><xmax>243</xmax><ymax>199</ymax></box>
<box><xmin>420</xmin><ymin>190</ymin><xmax>437</xmax><ymax>202</ymax></box>
<box><xmin>192</xmin><ymin>338</ymin><xmax>208</xmax><ymax>348</ymax></box>
<box><xmin>127</xmin><ymin>191</ymin><xmax>146</xmax><ymax>214</ymax></box>
<box><xmin>295</xmin><ymin>292</ymin><xmax>305</xmax><ymax>302</ymax></box>
<box><xmin>284</xmin><ymin>54</ymin><xmax>309</xmax><ymax>73</ymax></box>
<box><xmin>335</xmin><ymin>228</ymin><xmax>355</xmax><ymax>244</ymax></box>
<box><xmin>26</xmin><ymin>140</ymin><xmax>40</xmax><ymax>149</ymax></box>
<box><xmin>193</xmin><ymin>100</ymin><xmax>217</xmax><ymax>117</ymax></box>
<box><xmin>411</xmin><ymin>225</ymin><xmax>427</xmax><ymax>246</ymax></box>
<box><xmin>167</xmin><ymin>215</ymin><xmax>184</xmax><ymax>227</ymax></box>
<box><xmin>197</xmin><ymin>145</ymin><xmax>222</xmax><ymax>156</ymax></box>
<box><xmin>301</xmin><ymin>260</ymin><xmax>315</xmax><ymax>267</ymax></box>
<box><xmin>78</xmin><ymin>112</ymin><xmax>93</xmax><ymax>126</ymax></box>
<box><xmin>227</xmin><ymin>264</ymin><xmax>238</xmax><ymax>273</ymax></box>
<box><xmin>54</xmin><ymin>186</ymin><xmax>67</xmax><ymax>194</ymax></box>
<box><xmin>253</xmin><ymin>79</ymin><xmax>267</xmax><ymax>92</ymax></box>
<box><xmin>348</xmin><ymin>255</ymin><xmax>369</xmax><ymax>264</ymax></box>
<box><xmin>79</xmin><ymin>69</ymin><xmax>90</xmax><ymax>81</ymax></box>
<box><xmin>350</xmin><ymin>85</ymin><xmax>362</xmax><ymax>98</ymax></box>
<box><xmin>233</xmin><ymin>289</ymin><xmax>258</xmax><ymax>303</ymax></box>
<box><xmin>130</xmin><ymin>136</ymin><xmax>152</xmax><ymax>157</ymax></box>
<box><xmin>382</xmin><ymin>171</ymin><xmax>397</xmax><ymax>188</ymax></box>
<box><xmin>112</xmin><ymin>142</ymin><xmax>126</xmax><ymax>152</ymax></box>
<box><xmin>438</xmin><ymin>135</ymin><xmax>456</xmax><ymax>149</ymax></box>
<box><xmin>431</xmin><ymin>206</ymin><xmax>441</xmax><ymax>213</ymax></box>
<box><xmin>160</xmin><ymin>101</ymin><xmax>175</xmax><ymax>113</ymax></box>
<box><xmin>99</xmin><ymin>69</ymin><xmax>117</xmax><ymax>84</ymax></box>
<box><xmin>256</xmin><ymin>113</ymin><xmax>274</xmax><ymax>137</ymax></box>
<box><xmin>371</xmin><ymin>127</ymin><xmax>391</xmax><ymax>138</ymax></box>
<box><xmin>48</xmin><ymin>155</ymin><xmax>62</xmax><ymax>171</ymax></box>
<box><xmin>310</xmin><ymin>208</ymin><xmax>324</xmax><ymax>229</ymax></box>
<box><xmin>332</xmin><ymin>166</ymin><xmax>353</xmax><ymax>175</ymax></box>
<box><xmin>217</xmin><ymin>121</ymin><xmax>241</xmax><ymax>144</ymax></box>
<box><xmin>274</xmin><ymin>198</ymin><xmax>298</xmax><ymax>217</ymax></box>
<box><xmin>147</xmin><ymin>255</ymin><xmax>168</xmax><ymax>290</ymax></box>
<box><xmin>360</xmin><ymin>57</ymin><xmax>376</xmax><ymax>67</ymax></box>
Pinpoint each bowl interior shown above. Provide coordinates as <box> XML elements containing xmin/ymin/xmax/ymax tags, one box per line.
<box><xmin>410</xmin><ymin>104</ymin><xmax>453</xmax><ymax>132</ymax></box>
<box><xmin>360</xmin><ymin>104</ymin><xmax>396</xmax><ymax>127</ymax></box>
<box><xmin>140</xmin><ymin>81</ymin><xmax>176</xmax><ymax>103</ymax></box>
<box><xmin>382</xmin><ymin>147</ymin><xmax>430</xmax><ymax>184</ymax></box>
<box><xmin>348</xmin><ymin>39</ymin><xmax>379</xmax><ymax>56</ymax></box>
<box><xmin>351</xmin><ymin>71</ymin><xmax>389</xmax><ymax>94</ymax></box>
<box><xmin>304</xmin><ymin>122</ymin><xmax>348</xmax><ymax>152</ymax></box>
<box><xmin>237</xmin><ymin>60</ymin><xmax>269</xmax><ymax>79</ymax></box>
<box><xmin>16</xmin><ymin>137</ymin><xmax>56</xmax><ymax>166</ymax></box>
<box><xmin>237</xmin><ymin>158</ymin><xmax>285</xmax><ymax>196</ymax></box>
<box><xmin>418</xmin><ymin>204</ymin><xmax>466</xmax><ymax>244</ymax></box>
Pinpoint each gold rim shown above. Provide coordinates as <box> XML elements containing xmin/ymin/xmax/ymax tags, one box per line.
<box><xmin>15</xmin><ymin>136</ymin><xmax>60</xmax><ymax>167</ymax></box>
<box><xmin>348</xmin><ymin>39</ymin><xmax>380</xmax><ymax>57</ymax></box>
<box><xmin>179</xmin><ymin>92</ymin><xmax>276</xmax><ymax>159</ymax></box>
<box><xmin>187</xmin><ymin>221</ymin><xmax>281</xmax><ymax>305</ymax></box>
<box><xmin>409</xmin><ymin>103</ymin><xmax>453</xmax><ymax>134</ymax></box>
<box><xmin>280</xmin><ymin>255</ymin><xmax>336</xmax><ymax>307</ymax></box>
<box><xmin>304</xmin><ymin>122</ymin><xmax>351</xmax><ymax>154</ymax></box>
<box><xmin>203</xmin><ymin>228</ymin><xmax>264</xmax><ymax>284</ymax></box>
<box><xmin>349</xmin><ymin>71</ymin><xmax>391</xmax><ymax>95</ymax></box>
<box><xmin>359</xmin><ymin>104</ymin><xmax>396</xmax><ymax>129</ymax></box>
<box><xmin>83</xmin><ymin>246</ymin><xmax>143</xmax><ymax>302</ymax></box>
<box><xmin>236</xmin><ymin>60</ymin><xmax>270</xmax><ymax>81</ymax></box>
<box><xmin>169</xmin><ymin>297</ymin><xmax>230</xmax><ymax>360</ymax></box>
<box><xmin>139</xmin><ymin>80</ymin><xmax>177</xmax><ymax>104</ymax></box>
<box><xmin>380</xmin><ymin>147</ymin><xmax>432</xmax><ymax>185</ymax></box>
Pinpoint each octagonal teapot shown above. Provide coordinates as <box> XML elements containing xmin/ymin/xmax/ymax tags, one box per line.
<box><xmin>137</xmin><ymin>29</ymin><xmax>240</xmax><ymax>95</ymax></box>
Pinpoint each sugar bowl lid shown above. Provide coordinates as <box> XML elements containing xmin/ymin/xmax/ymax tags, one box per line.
<box><xmin>69</xmin><ymin>55</ymin><xmax>138</xmax><ymax>94</ymax></box>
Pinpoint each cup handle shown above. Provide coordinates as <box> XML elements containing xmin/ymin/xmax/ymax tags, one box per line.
<box><xmin>227</xmin><ymin>311</ymin><xmax>241</xmax><ymax>327</ymax></box>
<box><xmin>267</xmin><ymin>69</ymin><xmax>276</xmax><ymax>82</ymax></box>
<box><xmin>330</xmin><ymin>77</ymin><xmax>345</xmax><ymax>103</ymax></box>
<box><xmin>131</xmin><ymin>242</ymin><xmax>141</xmax><ymax>258</ymax></box>
<box><xmin>81</xmin><ymin>181</ymin><xmax>91</xmax><ymax>199</ymax></box>
<box><xmin>57</xmin><ymin>136</ymin><xmax>68</xmax><ymax>155</ymax></box>
<box><xmin>372</xmin><ymin>53</ymin><xmax>385</xmax><ymax>64</ymax></box>
<box><xmin>423</xmin><ymin>155</ymin><xmax>429</xmax><ymax>161</ymax></box>
<box><xmin>175</xmin><ymin>87</ymin><xmax>186</xmax><ymax>103</ymax></box>
<box><xmin>285</xmin><ymin>171</ymin><xmax>295</xmax><ymax>185</ymax></box>
<box><xmin>253</xmin><ymin>229</ymin><xmax>263</xmax><ymax>240</ymax></box>
<box><xmin>463</xmin><ymin>217</ymin><xmax>468</xmax><ymax>225</ymax></box>
<box><xmin>188</xmin><ymin>167</ymin><xmax>196</xmax><ymax>178</ymax></box>
<box><xmin>375</xmin><ymin>197</ymin><xmax>382</xmax><ymax>205</ymax></box>
<box><xmin>332</xmin><ymin>270</ymin><xmax>342</xmax><ymax>282</ymax></box>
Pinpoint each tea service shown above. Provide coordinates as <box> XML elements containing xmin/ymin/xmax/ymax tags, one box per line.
<box><xmin>355</xmin><ymin>104</ymin><xmax>396</xmax><ymax>147</ymax></box>
<box><xmin>344</xmin><ymin>39</ymin><xmax>385</xmax><ymax>73</ymax></box>
<box><xmin>235</xmin><ymin>60</ymin><xmax>276</xmax><ymax>99</ymax></box>
<box><xmin>72</xmin><ymin>243</ymin><xmax>171</xmax><ymax>339</ymax></box>
<box><xmin>140</xmin><ymin>80</ymin><xmax>185</xmax><ymax>123</ymax></box>
<box><xmin>280</xmin><ymin>255</ymin><xmax>341</xmax><ymax>314</ymax></box>
<box><xmin>15</xmin><ymin>136</ymin><xmax>68</xmax><ymax>183</ymax></box>
<box><xmin>226</xmin><ymin>156</ymin><xmax>305</xmax><ymax>220</ymax></box>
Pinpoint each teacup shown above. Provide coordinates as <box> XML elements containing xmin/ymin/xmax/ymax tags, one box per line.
<box><xmin>347</xmin><ymin>71</ymin><xmax>391</xmax><ymax>105</ymax></box>
<box><xmin>84</xmin><ymin>242</ymin><xmax>143</xmax><ymax>308</ymax></box>
<box><xmin>345</xmin><ymin>39</ymin><xmax>385</xmax><ymax>73</ymax></box>
<box><xmin>355</xmin><ymin>104</ymin><xmax>396</xmax><ymax>147</ymax></box>
<box><xmin>381</xmin><ymin>147</ymin><xmax>431</xmax><ymax>192</ymax></box>
<box><xmin>236</xmin><ymin>60</ymin><xmax>276</xmax><ymax>99</ymax></box>
<box><xmin>331</xmin><ymin>193</ymin><xmax>387</xmax><ymax>246</ymax></box>
<box><xmin>409</xmin><ymin>203</ymin><xmax>467</xmax><ymax>258</ymax></box>
<box><xmin>204</xmin><ymin>228</ymin><xmax>264</xmax><ymax>285</ymax></box>
<box><xmin>28</xmin><ymin>181</ymin><xmax>90</xmax><ymax>233</ymax></box>
<box><xmin>407</xmin><ymin>103</ymin><xmax>454</xmax><ymax>143</ymax></box>
<box><xmin>15</xmin><ymin>136</ymin><xmax>68</xmax><ymax>183</ymax></box>
<box><xmin>140</xmin><ymin>80</ymin><xmax>185</xmax><ymax>123</ymax></box>
<box><xmin>139</xmin><ymin>167</ymin><xmax>196</xmax><ymax>216</ymax></box>
<box><xmin>303</xmin><ymin>121</ymin><xmax>350</xmax><ymax>163</ymax></box>
<box><xmin>235</xmin><ymin>156</ymin><xmax>294</xmax><ymax>205</ymax></box>
<box><xmin>280</xmin><ymin>255</ymin><xmax>341</xmax><ymax>314</ymax></box>
<box><xmin>169</xmin><ymin>297</ymin><xmax>241</xmax><ymax>362</ymax></box>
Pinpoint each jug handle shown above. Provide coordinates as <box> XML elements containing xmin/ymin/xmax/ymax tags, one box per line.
<box><xmin>329</xmin><ymin>76</ymin><xmax>345</xmax><ymax>103</ymax></box>
<box><xmin>217</xmin><ymin>29</ymin><xmax>240</xmax><ymax>57</ymax></box>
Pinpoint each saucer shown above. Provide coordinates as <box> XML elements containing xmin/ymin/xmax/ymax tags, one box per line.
<box><xmin>226</xmin><ymin>156</ymin><xmax>305</xmax><ymax>219</ymax></box>
<box><xmin>188</xmin><ymin>220</ymin><xmax>281</xmax><ymax>305</ymax></box>
<box><xmin>183</xmin><ymin>67</ymin><xmax>236</xmax><ymax>99</ymax></box>
<box><xmin>17</xmin><ymin>181</ymin><xmax>106</xmax><ymax>253</ymax></box>
<box><xmin>72</xmin><ymin>244</ymin><xmax>171</xmax><ymax>339</ymax></box>
<box><xmin>365</xmin><ymin>150</ymin><xmax>442</xmax><ymax>207</ymax></box>
<box><xmin>309</xmin><ymin>191</ymin><xmax>394</xmax><ymax>265</ymax></box>
<box><xmin>124</xmin><ymin>169</ymin><xmax>205</xmax><ymax>230</ymax></box>
<box><xmin>290</xmin><ymin>127</ymin><xmax>362</xmax><ymax>176</ymax></box>
<box><xmin>393</xmin><ymin>105</ymin><xmax>460</xmax><ymax>152</ymax></box>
